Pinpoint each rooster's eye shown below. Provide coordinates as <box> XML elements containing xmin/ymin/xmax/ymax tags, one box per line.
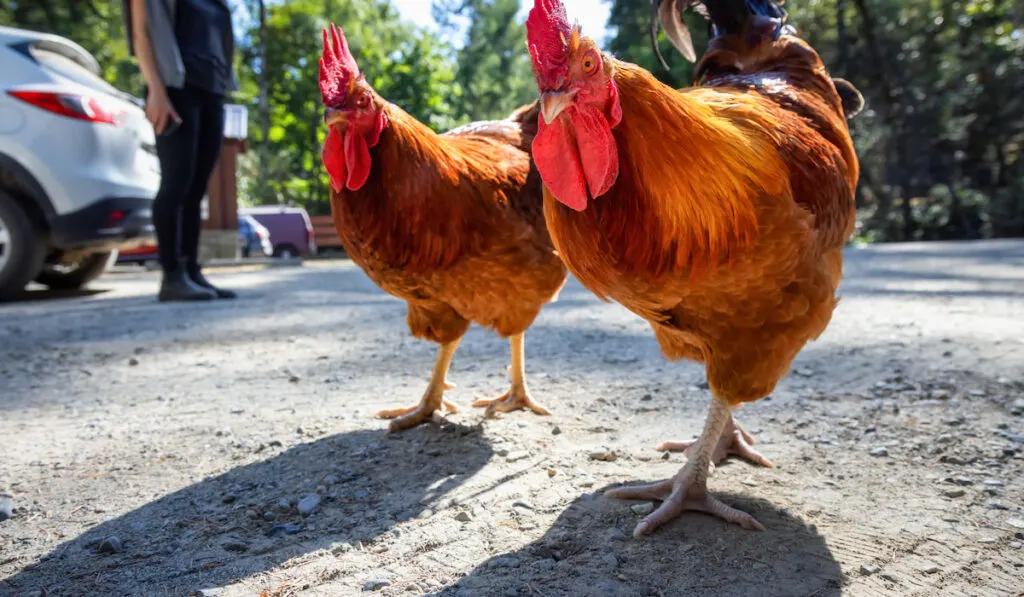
<box><xmin>356</xmin><ymin>94</ymin><xmax>370</xmax><ymax>109</ymax></box>
<box><xmin>582</xmin><ymin>54</ymin><xmax>598</xmax><ymax>74</ymax></box>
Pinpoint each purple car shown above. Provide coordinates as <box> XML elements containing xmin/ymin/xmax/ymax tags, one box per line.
<box><xmin>239</xmin><ymin>206</ymin><xmax>317</xmax><ymax>258</ymax></box>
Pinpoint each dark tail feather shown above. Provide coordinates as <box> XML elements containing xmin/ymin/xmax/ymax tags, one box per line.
<box><xmin>650</xmin><ymin>0</ymin><xmax>698</xmax><ymax>69</ymax></box>
<box><xmin>651</xmin><ymin>0</ymin><xmax>791</xmax><ymax>68</ymax></box>
<box><xmin>702</xmin><ymin>0</ymin><xmax>790</xmax><ymax>37</ymax></box>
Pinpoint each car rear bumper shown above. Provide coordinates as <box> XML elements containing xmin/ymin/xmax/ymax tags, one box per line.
<box><xmin>49</xmin><ymin>196</ymin><xmax>155</xmax><ymax>252</ymax></box>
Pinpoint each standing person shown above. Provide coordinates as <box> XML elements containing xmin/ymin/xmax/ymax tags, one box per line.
<box><xmin>124</xmin><ymin>0</ymin><xmax>238</xmax><ymax>301</ymax></box>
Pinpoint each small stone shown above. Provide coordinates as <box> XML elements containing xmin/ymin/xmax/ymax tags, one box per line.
<box><xmin>97</xmin><ymin>536</ymin><xmax>123</xmax><ymax>554</ymax></box>
<box><xmin>197</xmin><ymin>590</ymin><xmax>224</xmax><ymax>597</ymax></box>
<box><xmin>221</xmin><ymin>493</ymin><xmax>237</xmax><ymax>504</ymax></box>
<box><xmin>493</xmin><ymin>555</ymin><xmax>522</xmax><ymax>569</ymax></box>
<box><xmin>222</xmin><ymin>540</ymin><xmax>249</xmax><ymax>553</ymax></box>
<box><xmin>331</xmin><ymin>541</ymin><xmax>353</xmax><ymax>555</ymax></box>
<box><xmin>601</xmin><ymin>553</ymin><xmax>619</xmax><ymax>571</ymax></box>
<box><xmin>795</xmin><ymin>368</ymin><xmax>815</xmax><ymax>377</ymax></box>
<box><xmin>454</xmin><ymin>511</ymin><xmax>473</xmax><ymax>522</ymax></box>
<box><xmin>289</xmin><ymin>376</ymin><xmax>300</xmax><ymax>384</ymax></box>
<box><xmin>505</xmin><ymin>450</ymin><xmax>530</xmax><ymax>462</ymax></box>
<box><xmin>864</xmin><ymin>425</ymin><xmax>877</xmax><ymax>434</ymax></box>
<box><xmin>950</xmin><ymin>476</ymin><xmax>974</xmax><ymax>486</ymax></box>
<box><xmin>752</xmin><ymin>562</ymin><xmax>768</xmax><ymax>571</ymax></box>
<box><xmin>363</xmin><ymin>579</ymin><xmax>391</xmax><ymax>591</ymax></box>
<box><xmin>503</xmin><ymin>588</ymin><xmax>519</xmax><ymax>597</ymax></box>
<box><xmin>512</xmin><ymin>499</ymin><xmax>535</xmax><ymax>510</ymax></box>
<box><xmin>1010</xmin><ymin>542</ymin><xmax>1022</xmax><ymax>550</ymax></box>
<box><xmin>610</xmin><ymin>527</ymin><xmax>629</xmax><ymax>541</ymax></box>
<box><xmin>589</xmin><ymin>448</ymin><xmax>618</xmax><ymax>462</ymax></box>
<box><xmin>128</xmin><ymin>358</ymin><xmax>139</xmax><ymax>366</ymax></box>
<box><xmin>551</xmin><ymin>426</ymin><xmax>562</xmax><ymax>435</ymax></box>
<box><xmin>985</xmin><ymin>502</ymin><xmax>1009</xmax><ymax>510</ymax></box>
<box><xmin>547</xmin><ymin>468</ymin><xmax>557</xmax><ymax>478</ymax></box>
<box><xmin>741</xmin><ymin>478</ymin><xmax>759</xmax><ymax>487</ymax></box>
<box><xmin>942</xmin><ymin>489</ymin><xmax>966</xmax><ymax>498</ymax></box>
<box><xmin>922</xmin><ymin>565</ymin><xmax>941</xmax><ymax>575</ymax></box>
<box><xmin>879</xmin><ymin>573</ymin><xmax>899</xmax><ymax>582</ymax></box>
<box><xmin>0</xmin><ymin>493</ymin><xmax>12</xmax><ymax>522</ymax></box>
<box><xmin>869</xmin><ymin>447</ymin><xmax>889</xmax><ymax>457</ymax></box>
<box><xmin>978</xmin><ymin>537</ymin><xmax>997</xmax><ymax>544</ymax></box>
<box><xmin>266</xmin><ymin>524</ymin><xmax>302</xmax><ymax>537</ymax></box>
<box><xmin>860</xmin><ymin>564</ymin><xmax>880</xmax><ymax>576</ymax></box>
<box><xmin>535</xmin><ymin>558</ymin><xmax>556</xmax><ymax>571</ymax></box>
<box><xmin>297</xmin><ymin>494</ymin><xmax>321</xmax><ymax>516</ymax></box>
<box><xmin>1007</xmin><ymin>519</ymin><xmax>1024</xmax><ymax>530</ymax></box>
<box><xmin>630</xmin><ymin>502</ymin><xmax>655</xmax><ymax>515</ymax></box>
<box><xmin>267</xmin><ymin>439</ymin><xmax>284</xmax><ymax>448</ymax></box>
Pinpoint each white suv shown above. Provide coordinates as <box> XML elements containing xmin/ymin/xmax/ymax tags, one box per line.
<box><xmin>0</xmin><ymin>26</ymin><xmax>159</xmax><ymax>300</ymax></box>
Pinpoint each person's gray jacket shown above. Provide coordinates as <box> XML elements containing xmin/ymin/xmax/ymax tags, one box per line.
<box><xmin>122</xmin><ymin>0</ymin><xmax>239</xmax><ymax>92</ymax></box>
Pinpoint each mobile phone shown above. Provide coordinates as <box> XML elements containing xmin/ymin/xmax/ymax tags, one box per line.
<box><xmin>160</xmin><ymin>117</ymin><xmax>182</xmax><ymax>137</ymax></box>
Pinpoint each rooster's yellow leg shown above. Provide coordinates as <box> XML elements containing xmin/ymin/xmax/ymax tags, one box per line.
<box><xmin>606</xmin><ymin>397</ymin><xmax>763</xmax><ymax>537</ymax></box>
<box><xmin>376</xmin><ymin>340</ymin><xmax>460</xmax><ymax>433</ymax></box>
<box><xmin>657</xmin><ymin>416</ymin><xmax>773</xmax><ymax>469</ymax></box>
<box><xmin>472</xmin><ymin>333</ymin><xmax>551</xmax><ymax>417</ymax></box>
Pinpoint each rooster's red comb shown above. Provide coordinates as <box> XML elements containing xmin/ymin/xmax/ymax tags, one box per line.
<box><xmin>526</xmin><ymin>0</ymin><xmax>574</xmax><ymax>90</ymax></box>
<box><xmin>320</xmin><ymin>23</ymin><xmax>359</xmax><ymax>107</ymax></box>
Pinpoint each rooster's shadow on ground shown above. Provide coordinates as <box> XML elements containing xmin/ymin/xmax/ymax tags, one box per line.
<box><xmin>0</xmin><ymin>424</ymin><xmax>493</xmax><ymax>597</ymax></box>
<box><xmin>433</xmin><ymin>484</ymin><xmax>842</xmax><ymax>597</ymax></box>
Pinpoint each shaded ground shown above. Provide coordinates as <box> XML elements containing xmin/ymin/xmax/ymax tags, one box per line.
<box><xmin>1</xmin><ymin>240</ymin><xmax>1023</xmax><ymax>597</ymax></box>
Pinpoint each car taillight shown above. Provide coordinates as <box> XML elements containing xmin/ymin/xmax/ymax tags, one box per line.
<box><xmin>7</xmin><ymin>90</ymin><xmax>123</xmax><ymax>125</ymax></box>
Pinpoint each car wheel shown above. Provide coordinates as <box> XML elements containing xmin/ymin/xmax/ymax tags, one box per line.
<box><xmin>0</xmin><ymin>191</ymin><xmax>45</xmax><ymax>301</ymax></box>
<box><xmin>275</xmin><ymin>245</ymin><xmax>297</xmax><ymax>259</ymax></box>
<box><xmin>35</xmin><ymin>251</ymin><xmax>116</xmax><ymax>290</ymax></box>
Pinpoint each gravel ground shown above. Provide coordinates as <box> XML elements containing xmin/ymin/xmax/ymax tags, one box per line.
<box><xmin>1</xmin><ymin>240</ymin><xmax>1023</xmax><ymax>597</ymax></box>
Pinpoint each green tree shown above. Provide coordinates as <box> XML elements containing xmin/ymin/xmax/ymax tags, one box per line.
<box><xmin>433</xmin><ymin>0</ymin><xmax>537</xmax><ymax>121</ymax></box>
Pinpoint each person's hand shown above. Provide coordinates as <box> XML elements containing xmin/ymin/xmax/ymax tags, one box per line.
<box><xmin>146</xmin><ymin>87</ymin><xmax>180</xmax><ymax>135</ymax></box>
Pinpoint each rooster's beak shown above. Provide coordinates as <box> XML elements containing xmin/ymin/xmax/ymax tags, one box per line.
<box><xmin>323</xmin><ymin>107</ymin><xmax>348</xmax><ymax>129</ymax></box>
<box><xmin>540</xmin><ymin>90</ymin><xmax>576</xmax><ymax>124</ymax></box>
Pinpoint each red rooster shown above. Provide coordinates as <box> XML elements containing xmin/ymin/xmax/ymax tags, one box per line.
<box><xmin>525</xmin><ymin>0</ymin><xmax>859</xmax><ymax>536</ymax></box>
<box><xmin>319</xmin><ymin>24</ymin><xmax>566</xmax><ymax>432</ymax></box>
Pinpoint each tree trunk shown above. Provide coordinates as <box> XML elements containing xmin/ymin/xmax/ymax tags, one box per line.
<box><xmin>836</xmin><ymin>0</ymin><xmax>849</xmax><ymax>75</ymax></box>
<box><xmin>257</xmin><ymin>0</ymin><xmax>270</xmax><ymax>203</ymax></box>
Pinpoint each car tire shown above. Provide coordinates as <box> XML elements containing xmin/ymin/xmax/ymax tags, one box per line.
<box><xmin>0</xmin><ymin>191</ymin><xmax>45</xmax><ymax>301</ymax></box>
<box><xmin>36</xmin><ymin>251</ymin><xmax>115</xmax><ymax>290</ymax></box>
<box><xmin>275</xmin><ymin>244</ymin><xmax>298</xmax><ymax>259</ymax></box>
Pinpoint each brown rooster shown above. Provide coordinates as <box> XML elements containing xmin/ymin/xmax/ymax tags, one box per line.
<box><xmin>319</xmin><ymin>24</ymin><xmax>567</xmax><ymax>433</ymax></box>
<box><xmin>525</xmin><ymin>0</ymin><xmax>859</xmax><ymax>536</ymax></box>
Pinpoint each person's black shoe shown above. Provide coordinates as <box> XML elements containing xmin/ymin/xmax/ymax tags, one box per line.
<box><xmin>159</xmin><ymin>266</ymin><xmax>217</xmax><ymax>302</ymax></box>
<box><xmin>188</xmin><ymin>265</ymin><xmax>237</xmax><ymax>299</ymax></box>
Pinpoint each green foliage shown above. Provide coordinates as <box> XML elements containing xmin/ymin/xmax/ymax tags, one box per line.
<box><xmin>433</xmin><ymin>0</ymin><xmax>538</xmax><ymax>122</ymax></box>
<box><xmin>0</xmin><ymin>0</ymin><xmax>142</xmax><ymax>93</ymax></box>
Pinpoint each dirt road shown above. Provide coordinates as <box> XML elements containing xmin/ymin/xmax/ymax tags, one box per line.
<box><xmin>1</xmin><ymin>241</ymin><xmax>1022</xmax><ymax>597</ymax></box>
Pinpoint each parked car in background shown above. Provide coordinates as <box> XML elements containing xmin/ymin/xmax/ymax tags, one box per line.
<box><xmin>239</xmin><ymin>205</ymin><xmax>316</xmax><ymax>258</ymax></box>
<box><xmin>238</xmin><ymin>214</ymin><xmax>271</xmax><ymax>258</ymax></box>
<box><xmin>0</xmin><ymin>26</ymin><xmax>160</xmax><ymax>299</ymax></box>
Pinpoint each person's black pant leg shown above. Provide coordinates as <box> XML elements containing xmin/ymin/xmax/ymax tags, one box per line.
<box><xmin>153</xmin><ymin>88</ymin><xmax>201</xmax><ymax>273</ymax></box>
<box><xmin>181</xmin><ymin>90</ymin><xmax>225</xmax><ymax>271</ymax></box>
